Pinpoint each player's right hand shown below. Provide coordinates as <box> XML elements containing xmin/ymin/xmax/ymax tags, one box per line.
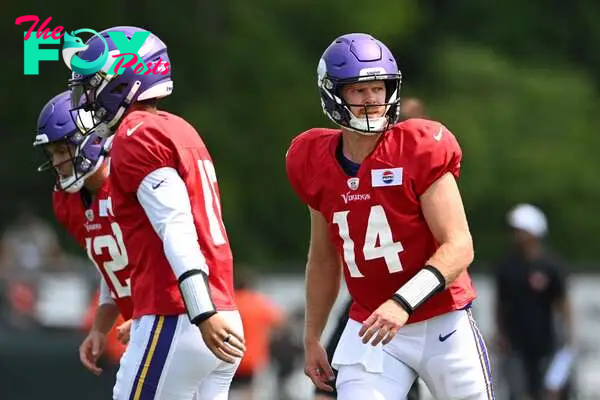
<box><xmin>79</xmin><ymin>330</ymin><xmax>106</xmax><ymax>375</ymax></box>
<box><xmin>197</xmin><ymin>313</ymin><xmax>245</xmax><ymax>364</ymax></box>
<box><xmin>304</xmin><ymin>339</ymin><xmax>335</xmax><ymax>392</ymax></box>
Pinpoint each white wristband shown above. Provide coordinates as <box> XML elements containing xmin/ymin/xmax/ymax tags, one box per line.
<box><xmin>178</xmin><ymin>270</ymin><xmax>216</xmax><ymax>324</ymax></box>
<box><xmin>393</xmin><ymin>266</ymin><xmax>445</xmax><ymax>313</ymax></box>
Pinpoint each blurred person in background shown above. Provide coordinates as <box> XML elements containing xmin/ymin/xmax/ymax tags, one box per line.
<box><xmin>494</xmin><ymin>203</ymin><xmax>575</xmax><ymax>400</ymax></box>
<box><xmin>0</xmin><ymin>204</ymin><xmax>61</xmax><ymax>277</ymax></box>
<box><xmin>399</xmin><ymin>97</ymin><xmax>427</xmax><ymax>121</ymax></box>
<box><xmin>0</xmin><ymin>204</ymin><xmax>91</xmax><ymax>331</ymax></box>
<box><xmin>69</xmin><ymin>26</ymin><xmax>244</xmax><ymax>399</ymax></box>
<box><xmin>231</xmin><ymin>268</ymin><xmax>285</xmax><ymax>400</ymax></box>
<box><xmin>33</xmin><ymin>91</ymin><xmax>133</xmax><ymax>376</ymax></box>
<box><xmin>286</xmin><ymin>33</ymin><xmax>493</xmax><ymax>399</ymax></box>
<box><xmin>269</xmin><ymin>306</ymin><xmax>305</xmax><ymax>400</ymax></box>
<box><xmin>313</xmin><ymin>98</ymin><xmax>429</xmax><ymax>400</ymax></box>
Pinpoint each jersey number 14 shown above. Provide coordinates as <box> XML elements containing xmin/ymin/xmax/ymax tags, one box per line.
<box><xmin>333</xmin><ymin>205</ymin><xmax>404</xmax><ymax>277</ymax></box>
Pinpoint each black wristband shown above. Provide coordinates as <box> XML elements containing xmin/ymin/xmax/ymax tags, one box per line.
<box><xmin>178</xmin><ymin>269</ymin><xmax>216</xmax><ymax>324</ymax></box>
<box><xmin>391</xmin><ymin>265</ymin><xmax>446</xmax><ymax>313</ymax></box>
<box><xmin>192</xmin><ymin>311</ymin><xmax>217</xmax><ymax>325</ymax></box>
<box><xmin>391</xmin><ymin>293</ymin><xmax>413</xmax><ymax>314</ymax></box>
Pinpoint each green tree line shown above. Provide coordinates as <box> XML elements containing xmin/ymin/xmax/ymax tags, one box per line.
<box><xmin>2</xmin><ymin>0</ymin><xmax>599</xmax><ymax>269</ymax></box>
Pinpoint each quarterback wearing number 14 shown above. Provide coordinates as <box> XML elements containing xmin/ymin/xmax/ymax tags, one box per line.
<box><xmin>286</xmin><ymin>33</ymin><xmax>494</xmax><ymax>399</ymax></box>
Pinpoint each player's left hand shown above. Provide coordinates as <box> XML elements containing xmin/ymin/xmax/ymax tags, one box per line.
<box><xmin>359</xmin><ymin>299</ymin><xmax>409</xmax><ymax>346</ymax></box>
<box><xmin>116</xmin><ymin>319</ymin><xmax>132</xmax><ymax>345</ymax></box>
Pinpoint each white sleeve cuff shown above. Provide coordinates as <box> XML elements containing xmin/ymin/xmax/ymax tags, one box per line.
<box><xmin>136</xmin><ymin>167</ymin><xmax>208</xmax><ymax>278</ymax></box>
<box><xmin>98</xmin><ymin>279</ymin><xmax>115</xmax><ymax>306</ymax></box>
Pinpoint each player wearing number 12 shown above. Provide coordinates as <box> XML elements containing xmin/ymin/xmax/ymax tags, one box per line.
<box><xmin>34</xmin><ymin>91</ymin><xmax>132</xmax><ymax>375</ymax></box>
<box><xmin>286</xmin><ymin>33</ymin><xmax>494</xmax><ymax>399</ymax></box>
<box><xmin>69</xmin><ymin>26</ymin><xmax>245</xmax><ymax>399</ymax></box>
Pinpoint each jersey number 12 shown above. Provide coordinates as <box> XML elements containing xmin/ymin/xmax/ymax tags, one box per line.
<box><xmin>85</xmin><ymin>222</ymin><xmax>131</xmax><ymax>299</ymax></box>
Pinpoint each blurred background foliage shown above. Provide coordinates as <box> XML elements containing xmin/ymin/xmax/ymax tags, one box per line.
<box><xmin>2</xmin><ymin>0</ymin><xmax>600</xmax><ymax>269</ymax></box>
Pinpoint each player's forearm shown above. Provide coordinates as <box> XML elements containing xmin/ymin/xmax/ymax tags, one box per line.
<box><xmin>137</xmin><ymin>167</ymin><xmax>216</xmax><ymax>324</ymax></box>
<box><xmin>426</xmin><ymin>232</ymin><xmax>474</xmax><ymax>285</ymax></box>
<box><xmin>391</xmin><ymin>232</ymin><xmax>473</xmax><ymax>314</ymax></box>
<box><xmin>137</xmin><ymin>168</ymin><xmax>206</xmax><ymax>278</ymax></box>
<box><xmin>92</xmin><ymin>303</ymin><xmax>121</xmax><ymax>334</ymax></box>
<box><xmin>304</xmin><ymin>260</ymin><xmax>342</xmax><ymax>344</ymax></box>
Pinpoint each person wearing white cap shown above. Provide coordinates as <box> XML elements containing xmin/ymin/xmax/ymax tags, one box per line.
<box><xmin>494</xmin><ymin>204</ymin><xmax>575</xmax><ymax>400</ymax></box>
<box><xmin>507</xmin><ymin>203</ymin><xmax>548</xmax><ymax>238</ymax></box>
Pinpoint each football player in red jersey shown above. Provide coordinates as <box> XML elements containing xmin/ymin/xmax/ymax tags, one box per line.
<box><xmin>68</xmin><ymin>27</ymin><xmax>244</xmax><ymax>399</ymax></box>
<box><xmin>33</xmin><ymin>91</ymin><xmax>133</xmax><ymax>375</ymax></box>
<box><xmin>286</xmin><ymin>33</ymin><xmax>494</xmax><ymax>399</ymax></box>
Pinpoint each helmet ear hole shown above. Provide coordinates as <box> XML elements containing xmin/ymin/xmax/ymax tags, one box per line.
<box><xmin>110</xmin><ymin>83</ymin><xmax>129</xmax><ymax>94</ymax></box>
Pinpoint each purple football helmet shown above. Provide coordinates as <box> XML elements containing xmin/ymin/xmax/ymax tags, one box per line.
<box><xmin>318</xmin><ymin>33</ymin><xmax>402</xmax><ymax>135</ymax></box>
<box><xmin>33</xmin><ymin>91</ymin><xmax>110</xmax><ymax>193</ymax></box>
<box><xmin>68</xmin><ymin>26</ymin><xmax>173</xmax><ymax>136</ymax></box>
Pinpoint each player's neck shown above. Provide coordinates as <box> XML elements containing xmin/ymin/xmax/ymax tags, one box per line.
<box><xmin>84</xmin><ymin>163</ymin><xmax>108</xmax><ymax>194</ymax></box>
<box><xmin>341</xmin><ymin>130</ymin><xmax>383</xmax><ymax>164</ymax></box>
<box><xmin>127</xmin><ymin>102</ymin><xmax>158</xmax><ymax>115</ymax></box>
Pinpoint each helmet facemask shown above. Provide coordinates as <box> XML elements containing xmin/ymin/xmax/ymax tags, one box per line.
<box><xmin>69</xmin><ymin>71</ymin><xmax>136</xmax><ymax>138</ymax></box>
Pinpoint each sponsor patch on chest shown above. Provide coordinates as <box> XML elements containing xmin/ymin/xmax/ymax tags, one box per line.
<box><xmin>371</xmin><ymin>168</ymin><xmax>403</xmax><ymax>187</ymax></box>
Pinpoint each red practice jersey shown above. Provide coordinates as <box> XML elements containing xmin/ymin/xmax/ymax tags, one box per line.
<box><xmin>286</xmin><ymin>119</ymin><xmax>476</xmax><ymax>324</ymax></box>
<box><xmin>109</xmin><ymin>110</ymin><xmax>237</xmax><ymax>319</ymax></box>
<box><xmin>53</xmin><ymin>179</ymin><xmax>134</xmax><ymax>320</ymax></box>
